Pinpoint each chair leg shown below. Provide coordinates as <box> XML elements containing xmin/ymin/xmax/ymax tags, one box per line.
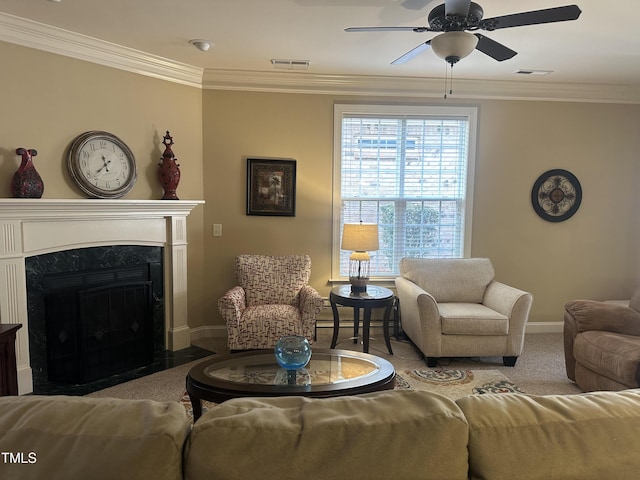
<box><xmin>426</xmin><ymin>357</ymin><xmax>438</xmax><ymax>368</ymax></box>
<box><xmin>503</xmin><ymin>356</ymin><xmax>517</xmax><ymax>367</ymax></box>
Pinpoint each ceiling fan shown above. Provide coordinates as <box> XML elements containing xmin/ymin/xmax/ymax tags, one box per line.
<box><xmin>345</xmin><ymin>0</ymin><xmax>582</xmax><ymax>66</ymax></box>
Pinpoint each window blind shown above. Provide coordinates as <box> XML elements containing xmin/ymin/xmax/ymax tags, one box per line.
<box><xmin>333</xmin><ymin>105</ymin><xmax>477</xmax><ymax>278</ymax></box>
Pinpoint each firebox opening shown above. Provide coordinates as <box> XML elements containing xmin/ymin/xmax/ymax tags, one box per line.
<box><xmin>26</xmin><ymin>246</ymin><xmax>166</xmax><ymax>393</ymax></box>
<box><xmin>44</xmin><ymin>265</ymin><xmax>155</xmax><ymax>384</ymax></box>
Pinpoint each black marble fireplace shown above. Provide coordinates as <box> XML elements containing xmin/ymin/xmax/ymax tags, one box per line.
<box><xmin>26</xmin><ymin>246</ymin><xmax>165</xmax><ymax>391</ymax></box>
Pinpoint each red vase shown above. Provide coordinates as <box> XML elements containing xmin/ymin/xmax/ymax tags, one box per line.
<box><xmin>158</xmin><ymin>131</ymin><xmax>180</xmax><ymax>200</ymax></box>
<box><xmin>12</xmin><ymin>148</ymin><xmax>44</xmax><ymax>198</ymax></box>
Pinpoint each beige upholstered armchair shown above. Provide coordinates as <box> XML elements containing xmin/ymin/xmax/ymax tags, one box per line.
<box><xmin>395</xmin><ymin>258</ymin><xmax>533</xmax><ymax>367</ymax></box>
<box><xmin>218</xmin><ymin>255</ymin><xmax>324</xmax><ymax>350</ymax></box>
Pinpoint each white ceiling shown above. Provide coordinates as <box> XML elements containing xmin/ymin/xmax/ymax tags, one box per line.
<box><xmin>1</xmin><ymin>0</ymin><xmax>639</xmax><ymax>88</ymax></box>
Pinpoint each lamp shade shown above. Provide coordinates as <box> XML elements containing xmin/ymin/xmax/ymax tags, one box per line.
<box><xmin>430</xmin><ymin>31</ymin><xmax>478</xmax><ymax>64</ymax></box>
<box><xmin>341</xmin><ymin>223</ymin><xmax>379</xmax><ymax>252</ymax></box>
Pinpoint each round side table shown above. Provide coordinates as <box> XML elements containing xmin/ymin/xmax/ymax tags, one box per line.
<box><xmin>329</xmin><ymin>285</ymin><xmax>394</xmax><ymax>354</ymax></box>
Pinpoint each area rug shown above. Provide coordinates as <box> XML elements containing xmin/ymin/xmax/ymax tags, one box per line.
<box><xmin>180</xmin><ymin>368</ymin><xmax>522</xmax><ymax>421</ymax></box>
<box><xmin>394</xmin><ymin>369</ymin><xmax>524</xmax><ymax>399</ymax></box>
<box><xmin>180</xmin><ymin>392</ymin><xmax>215</xmax><ymax>422</ymax></box>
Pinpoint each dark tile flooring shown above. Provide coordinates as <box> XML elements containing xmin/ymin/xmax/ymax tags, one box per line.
<box><xmin>32</xmin><ymin>345</ymin><xmax>214</xmax><ymax>396</ymax></box>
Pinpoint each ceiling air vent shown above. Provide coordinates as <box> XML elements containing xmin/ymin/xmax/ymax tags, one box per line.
<box><xmin>271</xmin><ymin>59</ymin><xmax>310</xmax><ymax>71</ymax></box>
<box><xmin>514</xmin><ymin>69</ymin><xmax>552</xmax><ymax>76</ymax></box>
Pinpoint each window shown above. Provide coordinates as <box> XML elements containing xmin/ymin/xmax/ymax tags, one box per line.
<box><xmin>332</xmin><ymin>104</ymin><xmax>477</xmax><ymax>279</ymax></box>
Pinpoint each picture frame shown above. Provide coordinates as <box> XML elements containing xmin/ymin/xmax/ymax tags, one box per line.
<box><xmin>246</xmin><ymin>158</ymin><xmax>296</xmax><ymax>216</ymax></box>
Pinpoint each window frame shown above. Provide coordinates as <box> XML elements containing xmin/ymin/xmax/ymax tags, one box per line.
<box><xmin>331</xmin><ymin>103</ymin><xmax>478</xmax><ymax>282</ymax></box>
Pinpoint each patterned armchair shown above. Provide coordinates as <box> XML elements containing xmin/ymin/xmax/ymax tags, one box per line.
<box><xmin>218</xmin><ymin>255</ymin><xmax>324</xmax><ymax>350</ymax></box>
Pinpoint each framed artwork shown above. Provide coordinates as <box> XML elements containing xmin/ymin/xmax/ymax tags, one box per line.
<box><xmin>246</xmin><ymin>158</ymin><xmax>296</xmax><ymax>216</ymax></box>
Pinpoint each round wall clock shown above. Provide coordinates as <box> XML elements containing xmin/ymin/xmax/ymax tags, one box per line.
<box><xmin>67</xmin><ymin>131</ymin><xmax>137</xmax><ymax>199</ymax></box>
<box><xmin>531</xmin><ymin>169</ymin><xmax>582</xmax><ymax>222</ymax></box>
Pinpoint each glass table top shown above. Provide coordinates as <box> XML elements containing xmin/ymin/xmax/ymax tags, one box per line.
<box><xmin>204</xmin><ymin>351</ymin><xmax>382</xmax><ymax>387</ymax></box>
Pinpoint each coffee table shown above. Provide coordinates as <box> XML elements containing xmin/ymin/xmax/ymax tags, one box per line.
<box><xmin>186</xmin><ymin>348</ymin><xmax>396</xmax><ymax>421</ymax></box>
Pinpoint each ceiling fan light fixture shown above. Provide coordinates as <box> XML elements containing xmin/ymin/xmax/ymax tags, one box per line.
<box><xmin>430</xmin><ymin>31</ymin><xmax>478</xmax><ymax>65</ymax></box>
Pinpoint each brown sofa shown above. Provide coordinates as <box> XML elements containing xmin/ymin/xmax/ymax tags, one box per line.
<box><xmin>2</xmin><ymin>389</ymin><xmax>640</xmax><ymax>479</ymax></box>
<box><xmin>564</xmin><ymin>293</ymin><xmax>640</xmax><ymax>391</ymax></box>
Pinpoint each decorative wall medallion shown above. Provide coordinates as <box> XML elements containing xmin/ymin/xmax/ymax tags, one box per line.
<box><xmin>531</xmin><ymin>169</ymin><xmax>582</xmax><ymax>222</ymax></box>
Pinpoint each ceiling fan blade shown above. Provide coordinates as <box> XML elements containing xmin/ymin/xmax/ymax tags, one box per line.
<box><xmin>445</xmin><ymin>0</ymin><xmax>471</xmax><ymax>17</ymax></box>
<box><xmin>391</xmin><ymin>41</ymin><xmax>432</xmax><ymax>65</ymax></box>
<box><xmin>345</xmin><ymin>26</ymin><xmax>430</xmax><ymax>33</ymax></box>
<box><xmin>474</xmin><ymin>34</ymin><xmax>517</xmax><ymax>61</ymax></box>
<box><xmin>401</xmin><ymin>0</ymin><xmax>431</xmax><ymax>11</ymax></box>
<box><xmin>479</xmin><ymin>5</ymin><xmax>582</xmax><ymax>30</ymax></box>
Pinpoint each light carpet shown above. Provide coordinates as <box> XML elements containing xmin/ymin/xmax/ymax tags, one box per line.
<box><xmin>179</xmin><ymin>368</ymin><xmax>523</xmax><ymax>421</ymax></box>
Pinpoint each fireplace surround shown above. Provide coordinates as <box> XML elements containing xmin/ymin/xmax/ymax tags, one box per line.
<box><xmin>0</xmin><ymin>199</ymin><xmax>203</xmax><ymax>394</ymax></box>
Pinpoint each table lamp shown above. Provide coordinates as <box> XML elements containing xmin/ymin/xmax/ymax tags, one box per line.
<box><xmin>341</xmin><ymin>222</ymin><xmax>379</xmax><ymax>293</ymax></box>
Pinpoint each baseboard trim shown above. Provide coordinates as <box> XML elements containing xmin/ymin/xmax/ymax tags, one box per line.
<box><xmin>525</xmin><ymin>322</ymin><xmax>564</xmax><ymax>334</ymax></box>
<box><xmin>190</xmin><ymin>325</ymin><xmax>227</xmax><ymax>341</ymax></box>
<box><xmin>189</xmin><ymin>321</ymin><xmax>564</xmax><ymax>343</ymax></box>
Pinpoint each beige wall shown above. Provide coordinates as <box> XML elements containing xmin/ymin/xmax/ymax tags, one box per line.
<box><xmin>3</xmin><ymin>40</ymin><xmax>640</xmax><ymax>336</ymax></box>
<box><xmin>0</xmin><ymin>42</ymin><xmax>206</xmax><ymax>330</ymax></box>
<box><xmin>203</xmin><ymin>91</ymin><xmax>640</xmax><ymax>327</ymax></box>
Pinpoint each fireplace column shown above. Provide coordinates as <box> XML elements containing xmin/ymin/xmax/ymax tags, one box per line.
<box><xmin>165</xmin><ymin>214</ymin><xmax>191</xmax><ymax>350</ymax></box>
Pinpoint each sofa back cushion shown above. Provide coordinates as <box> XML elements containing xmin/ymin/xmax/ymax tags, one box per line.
<box><xmin>629</xmin><ymin>284</ymin><xmax>640</xmax><ymax>312</ymax></box>
<box><xmin>236</xmin><ymin>254</ymin><xmax>311</xmax><ymax>306</ymax></box>
<box><xmin>184</xmin><ymin>390</ymin><xmax>470</xmax><ymax>480</ymax></box>
<box><xmin>457</xmin><ymin>389</ymin><xmax>640</xmax><ymax>480</ymax></box>
<box><xmin>399</xmin><ymin>258</ymin><xmax>495</xmax><ymax>303</ymax></box>
<box><xmin>0</xmin><ymin>395</ymin><xmax>189</xmax><ymax>480</ymax></box>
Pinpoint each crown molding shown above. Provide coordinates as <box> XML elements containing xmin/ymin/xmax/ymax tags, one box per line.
<box><xmin>202</xmin><ymin>69</ymin><xmax>640</xmax><ymax>104</ymax></box>
<box><xmin>0</xmin><ymin>12</ymin><xmax>203</xmax><ymax>88</ymax></box>
<box><xmin>2</xmin><ymin>11</ymin><xmax>639</xmax><ymax>104</ymax></box>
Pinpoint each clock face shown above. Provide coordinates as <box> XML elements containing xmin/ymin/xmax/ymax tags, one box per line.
<box><xmin>531</xmin><ymin>169</ymin><xmax>582</xmax><ymax>222</ymax></box>
<box><xmin>68</xmin><ymin>131</ymin><xmax>137</xmax><ymax>198</ymax></box>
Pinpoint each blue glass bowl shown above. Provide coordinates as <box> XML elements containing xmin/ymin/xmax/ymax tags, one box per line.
<box><xmin>274</xmin><ymin>335</ymin><xmax>311</xmax><ymax>371</ymax></box>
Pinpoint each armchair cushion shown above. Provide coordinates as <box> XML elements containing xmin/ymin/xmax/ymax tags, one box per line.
<box><xmin>399</xmin><ymin>258</ymin><xmax>494</xmax><ymax>303</ymax></box>
<box><xmin>438</xmin><ymin>303</ymin><xmax>508</xmax><ymax>335</ymax></box>
<box><xmin>237</xmin><ymin>254</ymin><xmax>310</xmax><ymax>306</ymax></box>
<box><xmin>574</xmin><ymin>331</ymin><xmax>640</xmax><ymax>388</ymax></box>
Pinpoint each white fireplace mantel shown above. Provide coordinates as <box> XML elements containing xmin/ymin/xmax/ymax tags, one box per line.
<box><xmin>0</xmin><ymin>198</ymin><xmax>204</xmax><ymax>394</ymax></box>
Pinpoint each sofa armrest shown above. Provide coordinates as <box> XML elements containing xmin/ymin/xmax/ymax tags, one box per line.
<box><xmin>564</xmin><ymin>300</ymin><xmax>640</xmax><ymax>336</ymax></box>
<box><xmin>563</xmin><ymin>308</ymin><xmax>579</xmax><ymax>381</ymax></box>
<box><xmin>217</xmin><ymin>286</ymin><xmax>246</xmax><ymax>328</ymax></box>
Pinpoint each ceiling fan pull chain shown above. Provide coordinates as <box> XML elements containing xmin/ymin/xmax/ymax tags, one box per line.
<box><xmin>444</xmin><ymin>63</ymin><xmax>454</xmax><ymax>99</ymax></box>
<box><xmin>443</xmin><ymin>62</ymin><xmax>449</xmax><ymax>99</ymax></box>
